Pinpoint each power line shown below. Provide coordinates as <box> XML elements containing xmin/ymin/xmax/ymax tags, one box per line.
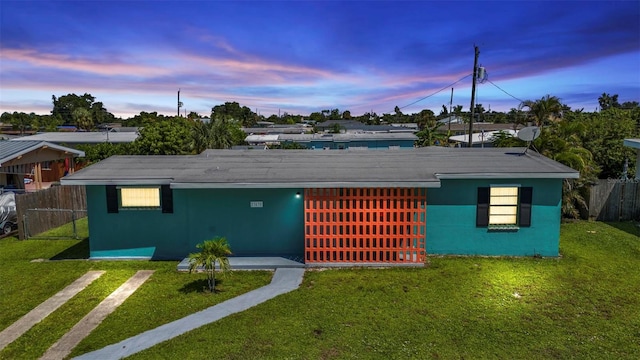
<box><xmin>398</xmin><ymin>74</ymin><xmax>473</xmax><ymax>111</ymax></box>
<box><xmin>486</xmin><ymin>79</ymin><xmax>525</xmax><ymax>104</ymax></box>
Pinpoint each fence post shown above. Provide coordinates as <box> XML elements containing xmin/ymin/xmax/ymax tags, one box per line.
<box><xmin>22</xmin><ymin>213</ymin><xmax>29</xmax><ymax>240</ymax></box>
<box><xmin>618</xmin><ymin>182</ymin><xmax>625</xmax><ymax>221</ymax></box>
<box><xmin>72</xmin><ymin>209</ymin><xmax>77</xmax><ymax>239</ymax></box>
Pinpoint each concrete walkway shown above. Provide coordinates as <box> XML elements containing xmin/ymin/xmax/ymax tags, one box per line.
<box><xmin>74</xmin><ymin>267</ymin><xmax>305</xmax><ymax>360</ymax></box>
<box><xmin>41</xmin><ymin>270</ymin><xmax>155</xmax><ymax>360</ymax></box>
<box><xmin>0</xmin><ymin>271</ymin><xmax>105</xmax><ymax>351</ymax></box>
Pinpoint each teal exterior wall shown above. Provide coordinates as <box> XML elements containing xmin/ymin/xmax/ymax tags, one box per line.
<box><xmin>426</xmin><ymin>178</ymin><xmax>562</xmax><ymax>256</ymax></box>
<box><xmin>86</xmin><ymin>186</ymin><xmax>304</xmax><ymax>260</ymax></box>
<box><xmin>84</xmin><ymin>177</ymin><xmax>563</xmax><ymax>260</ymax></box>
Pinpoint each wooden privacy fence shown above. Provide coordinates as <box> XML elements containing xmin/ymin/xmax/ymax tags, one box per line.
<box><xmin>16</xmin><ymin>185</ymin><xmax>87</xmax><ymax>239</ymax></box>
<box><xmin>588</xmin><ymin>179</ymin><xmax>640</xmax><ymax>221</ymax></box>
<box><xmin>304</xmin><ymin>187</ymin><xmax>427</xmax><ymax>265</ymax></box>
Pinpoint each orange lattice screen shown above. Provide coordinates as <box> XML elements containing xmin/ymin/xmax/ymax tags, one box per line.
<box><xmin>304</xmin><ymin>188</ymin><xmax>426</xmax><ymax>264</ymax></box>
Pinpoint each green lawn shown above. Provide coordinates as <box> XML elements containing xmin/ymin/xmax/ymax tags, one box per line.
<box><xmin>0</xmin><ymin>221</ymin><xmax>273</xmax><ymax>360</ymax></box>
<box><xmin>1</xmin><ymin>221</ymin><xmax>639</xmax><ymax>359</ymax></box>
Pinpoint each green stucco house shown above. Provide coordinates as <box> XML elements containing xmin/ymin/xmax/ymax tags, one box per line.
<box><xmin>61</xmin><ymin>148</ymin><xmax>578</xmax><ymax>265</ymax></box>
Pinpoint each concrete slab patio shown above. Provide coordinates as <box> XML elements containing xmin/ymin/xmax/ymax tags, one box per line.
<box><xmin>177</xmin><ymin>256</ymin><xmax>305</xmax><ymax>271</ymax></box>
<box><xmin>74</xmin><ymin>267</ymin><xmax>305</xmax><ymax>360</ymax></box>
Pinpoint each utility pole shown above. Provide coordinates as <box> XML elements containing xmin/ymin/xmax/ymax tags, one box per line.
<box><xmin>448</xmin><ymin>88</ymin><xmax>453</xmax><ymax>136</ymax></box>
<box><xmin>177</xmin><ymin>89</ymin><xmax>183</xmax><ymax>117</ymax></box>
<box><xmin>468</xmin><ymin>46</ymin><xmax>479</xmax><ymax>147</ymax></box>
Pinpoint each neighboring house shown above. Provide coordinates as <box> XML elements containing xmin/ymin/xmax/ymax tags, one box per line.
<box><xmin>10</xmin><ymin>131</ymin><xmax>138</xmax><ymax>145</ymax></box>
<box><xmin>61</xmin><ymin>148</ymin><xmax>578</xmax><ymax>264</ymax></box>
<box><xmin>389</xmin><ymin>123</ymin><xmax>419</xmax><ymax>130</ymax></box>
<box><xmin>442</xmin><ymin>123</ymin><xmax>522</xmax><ymax>136</ymax></box>
<box><xmin>315</xmin><ymin>120</ymin><xmax>415</xmax><ymax>133</ymax></box>
<box><xmin>245</xmin><ymin>133</ymin><xmax>417</xmax><ymax>149</ymax></box>
<box><xmin>243</xmin><ymin>124</ymin><xmax>311</xmax><ymax>135</ymax></box>
<box><xmin>449</xmin><ymin>130</ymin><xmax>517</xmax><ymax>148</ymax></box>
<box><xmin>438</xmin><ymin>116</ymin><xmax>465</xmax><ymax>125</ymax></box>
<box><xmin>623</xmin><ymin>139</ymin><xmax>640</xmax><ymax>179</ymax></box>
<box><xmin>0</xmin><ymin>141</ymin><xmax>85</xmax><ymax>191</ymax></box>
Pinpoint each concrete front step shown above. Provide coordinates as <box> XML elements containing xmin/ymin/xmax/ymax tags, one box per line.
<box><xmin>177</xmin><ymin>256</ymin><xmax>305</xmax><ymax>271</ymax></box>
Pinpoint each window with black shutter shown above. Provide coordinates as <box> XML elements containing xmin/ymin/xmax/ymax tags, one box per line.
<box><xmin>476</xmin><ymin>186</ymin><xmax>533</xmax><ymax>228</ymax></box>
<box><xmin>106</xmin><ymin>185</ymin><xmax>118</xmax><ymax>213</ymax></box>
<box><xmin>161</xmin><ymin>185</ymin><xmax>173</xmax><ymax>213</ymax></box>
<box><xmin>105</xmin><ymin>186</ymin><xmax>174</xmax><ymax>213</ymax></box>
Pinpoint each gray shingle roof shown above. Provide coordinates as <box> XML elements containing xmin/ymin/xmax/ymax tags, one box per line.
<box><xmin>61</xmin><ymin>148</ymin><xmax>579</xmax><ymax>188</ymax></box>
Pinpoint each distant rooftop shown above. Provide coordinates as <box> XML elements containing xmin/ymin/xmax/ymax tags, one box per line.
<box><xmin>246</xmin><ymin>132</ymin><xmax>417</xmax><ymax>144</ymax></box>
<box><xmin>623</xmin><ymin>138</ymin><xmax>640</xmax><ymax>149</ymax></box>
<box><xmin>10</xmin><ymin>132</ymin><xmax>138</xmax><ymax>144</ymax></box>
<box><xmin>449</xmin><ymin>130</ymin><xmax>516</xmax><ymax>145</ymax></box>
<box><xmin>0</xmin><ymin>140</ymin><xmax>84</xmax><ymax>167</ymax></box>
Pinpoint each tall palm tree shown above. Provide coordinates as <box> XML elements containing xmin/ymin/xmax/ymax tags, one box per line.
<box><xmin>534</xmin><ymin>123</ymin><xmax>599</xmax><ymax>219</ymax></box>
<box><xmin>598</xmin><ymin>93</ymin><xmax>619</xmax><ymax>111</ymax></box>
<box><xmin>493</xmin><ymin>121</ymin><xmax>598</xmax><ymax>219</ymax></box>
<box><xmin>188</xmin><ymin>237</ymin><xmax>232</xmax><ymax>292</ymax></box>
<box><xmin>521</xmin><ymin>94</ymin><xmax>562</xmax><ymax>127</ymax></box>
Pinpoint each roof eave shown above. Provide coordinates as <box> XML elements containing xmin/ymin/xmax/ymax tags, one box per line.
<box><xmin>61</xmin><ymin>180</ymin><xmax>442</xmax><ymax>188</ymax></box>
<box><xmin>172</xmin><ymin>181</ymin><xmax>442</xmax><ymax>189</ymax></box>
<box><xmin>436</xmin><ymin>172</ymin><xmax>580</xmax><ymax>179</ymax></box>
<box><xmin>60</xmin><ymin>178</ymin><xmax>174</xmax><ymax>186</ymax></box>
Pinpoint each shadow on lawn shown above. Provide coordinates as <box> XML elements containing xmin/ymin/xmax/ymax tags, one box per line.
<box><xmin>50</xmin><ymin>238</ymin><xmax>90</xmax><ymax>260</ymax></box>
<box><xmin>179</xmin><ymin>278</ymin><xmax>226</xmax><ymax>294</ymax></box>
<box><xmin>606</xmin><ymin>221</ymin><xmax>640</xmax><ymax>238</ymax></box>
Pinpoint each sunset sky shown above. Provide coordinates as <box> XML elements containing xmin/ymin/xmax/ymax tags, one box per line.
<box><xmin>1</xmin><ymin>0</ymin><xmax>639</xmax><ymax>119</ymax></box>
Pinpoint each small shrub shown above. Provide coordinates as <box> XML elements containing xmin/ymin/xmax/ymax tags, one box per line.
<box><xmin>187</xmin><ymin>237</ymin><xmax>232</xmax><ymax>292</ymax></box>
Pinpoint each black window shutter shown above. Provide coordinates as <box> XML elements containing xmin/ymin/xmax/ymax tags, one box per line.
<box><xmin>161</xmin><ymin>185</ymin><xmax>173</xmax><ymax>213</ymax></box>
<box><xmin>106</xmin><ymin>185</ymin><xmax>118</xmax><ymax>213</ymax></box>
<box><xmin>476</xmin><ymin>187</ymin><xmax>489</xmax><ymax>227</ymax></box>
<box><xmin>519</xmin><ymin>187</ymin><xmax>533</xmax><ymax>227</ymax></box>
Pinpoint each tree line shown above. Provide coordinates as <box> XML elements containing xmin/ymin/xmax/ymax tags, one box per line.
<box><xmin>1</xmin><ymin>92</ymin><xmax>638</xmax><ymax>191</ymax></box>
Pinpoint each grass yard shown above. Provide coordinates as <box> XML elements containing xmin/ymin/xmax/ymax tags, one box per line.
<box><xmin>1</xmin><ymin>221</ymin><xmax>639</xmax><ymax>359</ymax></box>
<box><xmin>0</xmin><ymin>220</ymin><xmax>273</xmax><ymax>360</ymax></box>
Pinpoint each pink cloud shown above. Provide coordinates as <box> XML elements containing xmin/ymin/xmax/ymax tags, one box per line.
<box><xmin>1</xmin><ymin>48</ymin><xmax>169</xmax><ymax>77</ymax></box>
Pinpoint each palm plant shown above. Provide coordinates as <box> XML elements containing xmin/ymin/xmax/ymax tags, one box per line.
<box><xmin>209</xmin><ymin>118</ymin><xmax>234</xmax><ymax>149</ymax></box>
<box><xmin>416</xmin><ymin>120</ymin><xmax>447</xmax><ymax>147</ymax></box>
<box><xmin>535</xmin><ymin>124</ymin><xmax>598</xmax><ymax>219</ymax></box>
<box><xmin>521</xmin><ymin>95</ymin><xmax>562</xmax><ymax>127</ymax></box>
<box><xmin>192</xmin><ymin>120</ymin><xmax>210</xmax><ymax>153</ymax></box>
<box><xmin>188</xmin><ymin>237</ymin><xmax>232</xmax><ymax>292</ymax></box>
<box><xmin>72</xmin><ymin>107</ymin><xmax>94</xmax><ymax>131</ymax></box>
<box><xmin>190</xmin><ymin>116</ymin><xmax>235</xmax><ymax>153</ymax></box>
<box><xmin>492</xmin><ymin>121</ymin><xmax>598</xmax><ymax>219</ymax></box>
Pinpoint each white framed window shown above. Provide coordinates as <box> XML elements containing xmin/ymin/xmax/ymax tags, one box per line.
<box><xmin>120</xmin><ymin>187</ymin><xmax>160</xmax><ymax>208</ymax></box>
<box><xmin>489</xmin><ymin>187</ymin><xmax>518</xmax><ymax>225</ymax></box>
<box><xmin>477</xmin><ymin>186</ymin><xmax>532</xmax><ymax>228</ymax></box>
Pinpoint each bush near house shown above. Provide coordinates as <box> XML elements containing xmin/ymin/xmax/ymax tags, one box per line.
<box><xmin>187</xmin><ymin>237</ymin><xmax>232</xmax><ymax>292</ymax></box>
